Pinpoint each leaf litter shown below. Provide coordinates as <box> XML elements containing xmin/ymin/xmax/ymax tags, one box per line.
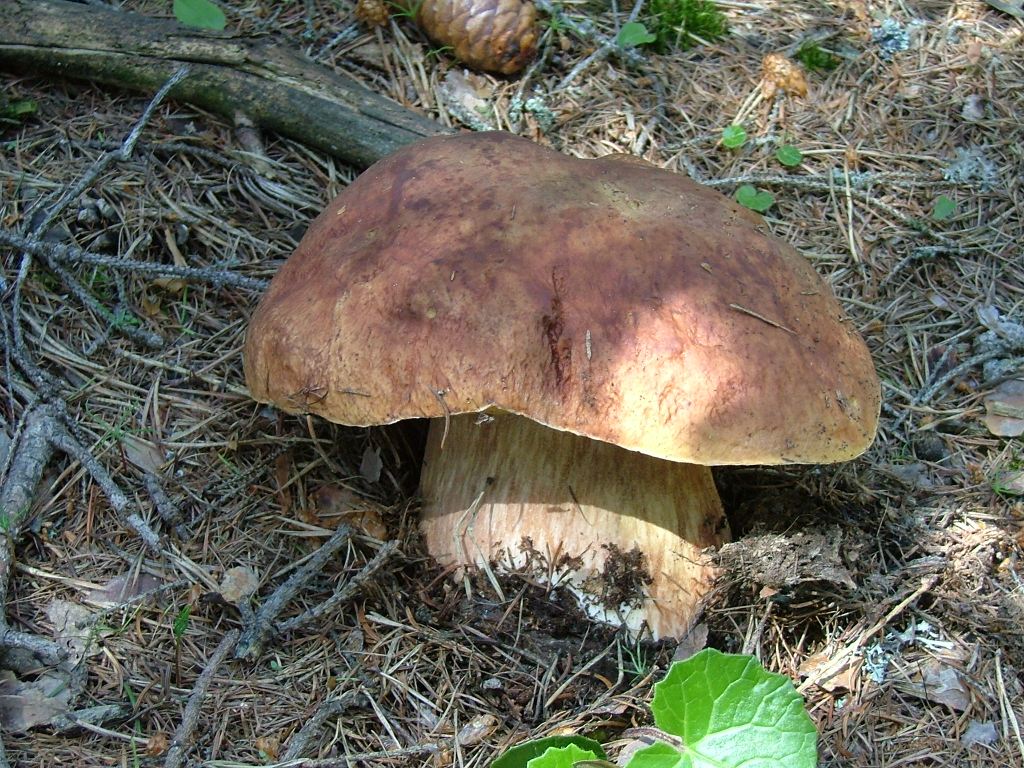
<box><xmin>0</xmin><ymin>0</ymin><xmax>1022</xmax><ymax>764</ymax></box>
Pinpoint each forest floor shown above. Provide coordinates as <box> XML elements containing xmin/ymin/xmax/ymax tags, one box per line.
<box><xmin>0</xmin><ymin>0</ymin><xmax>1022</xmax><ymax>765</ymax></box>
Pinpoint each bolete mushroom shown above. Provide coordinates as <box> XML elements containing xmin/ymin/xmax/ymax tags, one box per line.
<box><xmin>243</xmin><ymin>132</ymin><xmax>880</xmax><ymax>639</ymax></box>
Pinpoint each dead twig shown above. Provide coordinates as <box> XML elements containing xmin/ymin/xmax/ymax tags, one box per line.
<box><xmin>0</xmin><ymin>231</ymin><xmax>269</xmax><ymax>293</ymax></box>
<box><xmin>0</xmin><ymin>404</ymin><xmax>130</xmax><ymax>656</ymax></box>
<box><xmin>234</xmin><ymin>523</ymin><xmax>355</xmax><ymax>659</ymax></box>
<box><xmin>264</xmin><ymin>742</ymin><xmax>445</xmax><ymax>767</ymax></box>
<box><xmin>551</xmin><ymin>0</ymin><xmax>648</xmax><ymax>90</ymax></box>
<box><xmin>164</xmin><ymin>628</ymin><xmax>240</xmax><ymax>768</ymax></box>
<box><xmin>891</xmin><ymin>346</ymin><xmax>1019</xmax><ymax>431</ymax></box>
<box><xmin>281</xmin><ymin>690</ymin><xmax>367</xmax><ymax>761</ymax></box>
<box><xmin>276</xmin><ymin>539</ymin><xmax>400</xmax><ymax>633</ymax></box>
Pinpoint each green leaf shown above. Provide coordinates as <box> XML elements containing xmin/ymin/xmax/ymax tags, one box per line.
<box><xmin>794</xmin><ymin>41</ymin><xmax>839</xmax><ymax>71</ymax></box>
<box><xmin>983</xmin><ymin>0</ymin><xmax>1024</xmax><ymax>19</ymax></box>
<box><xmin>617</xmin><ymin>22</ymin><xmax>657</xmax><ymax>48</ymax></box>
<box><xmin>172</xmin><ymin>605</ymin><xmax>191</xmax><ymax>640</ymax></box>
<box><xmin>931</xmin><ymin>194</ymin><xmax>956</xmax><ymax>221</ymax></box>
<box><xmin>0</xmin><ymin>99</ymin><xmax>37</xmax><ymax>121</ymax></box>
<box><xmin>720</xmin><ymin>124</ymin><xmax>747</xmax><ymax>149</ymax></box>
<box><xmin>526</xmin><ymin>744</ymin><xmax>601</xmax><ymax>768</ymax></box>
<box><xmin>493</xmin><ymin>736</ymin><xmax>607</xmax><ymax>768</ymax></box>
<box><xmin>775</xmin><ymin>144</ymin><xmax>803</xmax><ymax>167</ymax></box>
<box><xmin>173</xmin><ymin>0</ymin><xmax>226</xmax><ymax>30</ymax></box>
<box><xmin>638</xmin><ymin>648</ymin><xmax>818</xmax><ymax>768</ymax></box>
<box><xmin>735</xmin><ymin>185</ymin><xmax>774</xmax><ymax>212</ymax></box>
<box><xmin>625</xmin><ymin>741</ymin><xmax>686</xmax><ymax>768</ymax></box>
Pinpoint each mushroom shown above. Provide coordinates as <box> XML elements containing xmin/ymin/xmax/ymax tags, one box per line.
<box><xmin>243</xmin><ymin>132</ymin><xmax>880</xmax><ymax>639</ymax></box>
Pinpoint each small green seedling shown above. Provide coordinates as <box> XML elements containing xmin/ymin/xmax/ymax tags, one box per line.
<box><xmin>0</xmin><ymin>97</ymin><xmax>36</xmax><ymax>123</ymax></box>
<box><xmin>172</xmin><ymin>605</ymin><xmax>191</xmax><ymax>685</ymax></box>
<box><xmin>493</xmin><ymin>649</ymin><xmax>817</xmax><ymax>768</ymax></box>
<box><xmin>426</xmin><ymin>45</ymin><xmax>456</xmax><ymax>61</ymax></box>
<box><xmin>735</xmin><ymin>184</ymin><xmax>774</xmax><ymax>212</ymax></box>
<box><xmin>389</xmin><ymin>0</ymin><xmax>425</xmax><ymax>20</ymax></box>
<box><xmin>720</xmin><ymin>124</ymin><xmax>747</xmax><ymax>149</ymax></box>
<box><xmin>794</xmin><ymin>41</ymin><xmax>839</xmax><ymax>72</ymax></box>
<box><xmin>775</xmin><ymin>144</ymin><xmax>803</xmax><ymax>167</ymax></box>
<box><xmin>931</xmin><ymin>194</ymin><xmax>956</xmax><ymax>222</ymax></box>
<box><xmin>173</xmin><ymin>0</ymin><xmax>226</xmax><ymax>30</ymax></box>
<box><xmin>617</xmin><ymin>22</ymin><xmax>658</xmax><ymax>48</ymax></box>
<box><xmin>172</xmin><ymin>605</ymin><xmax>191</xmax><ymax>640</ymax></box>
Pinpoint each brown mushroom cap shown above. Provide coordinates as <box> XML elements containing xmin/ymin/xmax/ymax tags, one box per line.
<box><xmin>244</xmin><ymin>131</ymin><xmax>879</xmax><ymax>465</ymax></box>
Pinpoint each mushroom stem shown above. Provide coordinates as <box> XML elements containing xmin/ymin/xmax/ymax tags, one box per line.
<box><xmin>419</xmin><ymin>412</ymin><xmax>730</xmax><ymax>639</ymax></box>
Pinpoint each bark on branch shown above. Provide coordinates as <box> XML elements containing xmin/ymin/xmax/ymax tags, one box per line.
<box><xmin>0</xmin><ymin>0</ymin><xmax>451</xmax><ymax>168</ymax></box>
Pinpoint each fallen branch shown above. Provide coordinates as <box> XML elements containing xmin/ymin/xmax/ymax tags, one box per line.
<box><xmin>0</xmin><ymin>67</ymin><xmax>199</xmax><ymax>767</ymax></box>
<box><xmin>281</xmin><ymin>690</ymin><xmax>367</xmax><ymax>761</ymax></box>
<box><xmin>0</xmin><ymin>231</ymin><xmax>269</xmax><ymax>293</ymax></box>
<box><xmin>552</xmin><ymin>0</ymin><xmax>648</xmax><ymax>89</ymax></box>
<box><xmin>276</xmin><ymin>539</ymin><xmax>400</xmax><ymax>632</ymax></box>
<box><xmin>233</xmin><ymin>523</ymin><xmax>355</xmax><ymax>660</ymax></box>
<box><xmin>164</xmin><ymin>629</ymin><xmax>240</xmax><ymax>768</ymax></box>
<box><xmin>0</xmin><ymin>0</ymin><xmax>450</xmax><ymax>169</ymax></box>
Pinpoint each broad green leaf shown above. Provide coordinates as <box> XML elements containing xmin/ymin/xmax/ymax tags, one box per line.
<box><xmin>720</xmin><ymin>125</ymin><xmax>747</xmax><ymax>149</ymax></box>
<box><xmin>624</xmin><ymin>742</ymin><xmax>686</xmax><ymax>768</ymax></box>
<box><xmin>983</xmin><ymin>0</ymin><xmax>1024</xmax><ymax>19</ymax></box>
<box><xmin>639</xmin><ymin>648</ymin><xmax>817</xmax><ymax>768</ymax></box>
<box><xmin>527</xmin><ymin>743</ymin><xmax>600</xmax><ymax>768</ymax></box>
<box><xmin>617</xmin><ymin>22</ymin><xmax>657</xmax><ymax>48</ymax></box>
<box><xmin>493</xmin><ymin>736</ymin><xmax>606</xmax><ymax>768</ymax></box>
<box><xmin>775</xmin><ymin>144</ymin><xmax>803</xmax><ymax>167</ymax></box>
<box><xmin>735</xmin><ymin>185</ymin><xmax>774</xmax><ymax>212</ymax></box>
<box><xmin>173</xmin><ymin>0</ymin><xmax>227</xmax><ymax>30</ymax></box>
<box><xmin>931</xmin><ymin>195</ymin><xmax>956</xmax><ymax>221</ymax></box>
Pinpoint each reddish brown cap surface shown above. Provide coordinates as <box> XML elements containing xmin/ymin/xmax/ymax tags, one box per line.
<box><xmin>244</xmin><ymin>132</ymin><xmax>880</xmax><ymax>465</ymax></box>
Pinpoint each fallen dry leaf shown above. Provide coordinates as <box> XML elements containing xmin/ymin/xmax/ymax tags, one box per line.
<box><xmin>896</xmin><ymin>657</ymin><xmax>970</xmax><ymax>711</ymax></box>
<box><xmin>274</xmin><ymin>452</ymin><xmax>293</xmax><ymax>516</ymax></box>
<box><xmin>312</xmin><ymin>486</ymin><xmax>387</xmax><ymax>539</ymax></box>
<box><xmin>983</xmin><ymin>379</ymin><xmax>1024</xmax><ymax>436</ymax></box>
<box><xmin>85</xmin><ymin>572</ymin><xmax>164</xmax><ymax>607</ymax></box>
<box><xmin>440</xmin><ymin>69</ymin><xmax>497</xmax><ymax>131</ymax></box>
<box><xmin>456</xmin><ymin>713</ymin><xmax>498</xmax><ymax>745</ymax></box>
<box><xmin>146</xmin><ymin>731</ymin><xmax>170</xmax><ymax>757</ymax></box>
<box><xmin>799</xmin><ymin>650</ymin><xmax>862</xmax><ymax>692</ymax></box>
<box><xmin>984</xmin><ymin>0</ymin><xmax>1024</xmax><ymax>18</ymax></box>
<box><xmin>0</xmin><ymin>670</ymin><xmax>75</xmax><ymax>732</ymax></box>
<box><xmin>0</xmin><ymin>600</ymin><xmax>101</xmax><ymax>732</ymax></box>
<box><xmin>359</xmin><ymin>445</ymin><xmax>383</xmax><ymax>483</ymax></box>
<box><xmin>255</xmin><ymin>735</ymin><xmax>280</xmax><ymax>761</ymax></box>
<box><xmin>993</xmin><ymin>469</ymin><xmax>1024</xmax><ymax>496</ymax></box>
<box><xmin>219</xmin><ymin>565</ymin><xmax>260</xmax><ymax>604</ymax></box>
<box><xmin>671</xmin><ymin>621</ymin><xmax>709</xmax><ymax>662</ymax></box>
<box><xmin>121</xmin><ymin>435</ymin><xmax>166</xmax><ymax>475</ymax></box>
<box><xmin>962</xmin><ymin>720</ymin><xmax>998</xmax><ymax>747</ymax></box>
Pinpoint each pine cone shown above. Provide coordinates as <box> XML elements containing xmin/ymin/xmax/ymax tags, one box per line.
<box><xmin>356</xmin><ymin>0</ymin><xmax>390</xmax><ymax>28</ymax></box>
<box><xmin>416</xmin><ymin>0</ymin><xmax>538</xmax><ymax>75</ymax></box>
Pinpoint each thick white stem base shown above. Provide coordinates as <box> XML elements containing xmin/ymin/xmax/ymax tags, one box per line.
<box><xmin>419</xmin><ymin>412</ymin><xmax>729</xmax><ymax>639</ymax></box>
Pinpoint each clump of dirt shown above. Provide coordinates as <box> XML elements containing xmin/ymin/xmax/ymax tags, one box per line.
<box><xmin>714</xmin><ymin>526</ymin><xmax>858</xmax><ymax>591</ymax></box>
<box><xmin>592</xmin><ymin>544</ymin><xmax>654</xmax><ymax>611</ymax></box>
